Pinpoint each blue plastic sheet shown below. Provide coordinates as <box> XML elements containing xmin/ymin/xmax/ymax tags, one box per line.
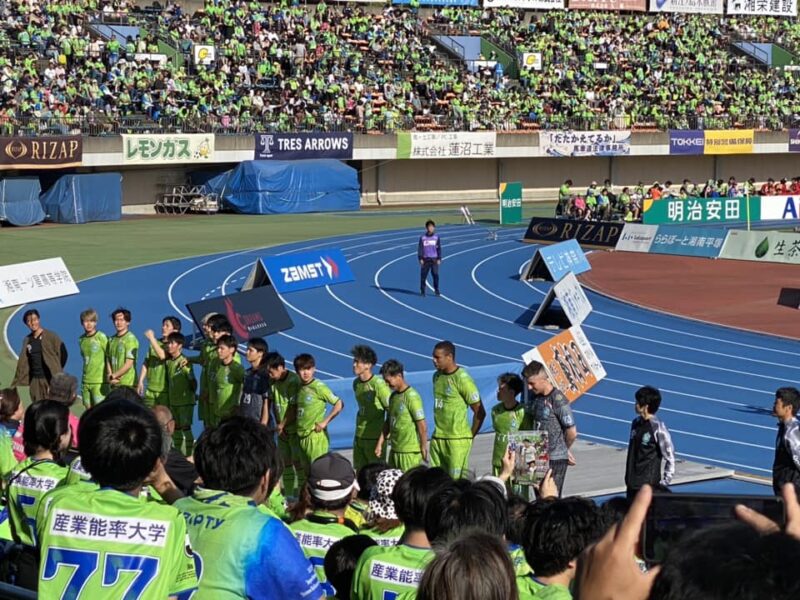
<box><xmin>40</xmin><ymin>173</ymin><xmax>122</xmax><ymax>224</ymax></box>
<box><xmin>205</xmin><ymin>159</ymin><xmax>360</xmax><ymax>215</ymax></box>
<box><xmin>0</xmin><ymin>178</ymin><xmax>44</xmax><ymax>226</ymax></box>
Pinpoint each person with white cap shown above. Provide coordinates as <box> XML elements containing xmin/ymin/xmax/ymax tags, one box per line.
<box><xmin>290</xmin><ymin>453</ymin><xmax>360</xmax><ymax>597</ymax></box>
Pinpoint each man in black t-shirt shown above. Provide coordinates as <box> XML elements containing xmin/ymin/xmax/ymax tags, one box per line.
<box><xmin>625</xmin><ymin>386</ymin><xmax>675</xmax><ymax>499</ymax></box>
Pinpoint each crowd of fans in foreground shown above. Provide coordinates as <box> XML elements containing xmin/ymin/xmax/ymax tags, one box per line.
<box><xmin>3</xmin><ymin>1</ymin><xmax>800</xmax><ymax>134</ymax></box>
<box><xmin>1</xmin><ymin>302</ymin><xmax>800</xmax><ymax>598</ymax></box>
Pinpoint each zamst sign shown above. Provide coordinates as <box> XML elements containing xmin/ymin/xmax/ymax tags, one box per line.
<box><xmin>262</xmin><ymin>248</ymin><xmax>355</xmax><ymax>293</ymax></box>
<box><xmin>0</xmin><ymin>136</ymin><xmax>82</xmax><ymax>169</ymax></box>
<box><xmin>255</xmin><ymin>132</ymin><xmax>353</xmax><ymax>160</ymax></box>
<box><xmin>524</xmin><ymin>217</ymin><xmax>623</xmax><ymax>248</ymax></box>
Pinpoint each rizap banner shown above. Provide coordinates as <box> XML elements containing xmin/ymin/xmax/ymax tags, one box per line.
<box><xmin>615</xmin><ymin>223</ymin><xmax>659</xmax><ymax>253</ymax></box>
<box><xmin>396</xmin><ymin>132</ymin><xmax>496</xmax><ymax>159</ymax></box>
<box><xmin>484</xmin><ymin>0</ymin><xmax>564</xmax><ymax>7</ymax></box>
<box><xmin>727</xmin><ymin>0</ymin><xmax>797</xmax><ymax>15</ymax></box>
<box><xmin>703</xmin><ymin>129</ymin><xmax>754</xmax><ymax>155</ymax></box>
<box><xmin>540</xmin><ymin>130</ymin><xmax>631</xmax><ymax>157</ymax></box>
<box><xmin>499</xmin><ymin>182</ymin><xmax>523</xmax><ymax>225</ymax></box>
<box><xmin>0</xmin><ymin>258</ymin><xmax>79</xmax><ymax>309</ymax></box>
<box><xmin>642</xmin><ymin>196</ymin><xmax>760</xmax><ymax>225</ymax></box>
<box><xmin>669</xmin><ymin>130</ymin><xmax>705</xmax><ymax>155</ymax></box>
<box><xmin>789</xmin><ymin>129</ymin><xmax>800</xmax><ymax>152</ymax></box>
<box><xmin>649</xmin><ymin>0</ymin><xmax>723</xmax><ymax>13</ymax></box>
<box><xmin>262</xmin><ymin>248</ymin><xmax>355</xmax><ymax>293</ymax></box>
<box><xmin>122</xmin><ymin>134</ymin><xmax>214</xmax><ymax>164</ymax></box>
<box><xmin>522</xmin><ymin>325</ymin><xmax>606</xmax><ymax>403</ymax></box>
<box><xmin>524</xmin><ymin>217</ymin><xmax>623</xmax><ymax>248</ymax></box>
<box><xmin>0</xmin><ymin>136</ymin><xmax>82</xmax><ymax>170</ymax></box>
<box><xmin>761</xmin><ymin>195</ymin><xmax>800</xmax><ymax>220</ymax></box>
<box><xmin>650</xmin><ymin>226</ymin><xmax>728</xmax><ymax>258</ymax></box>
<box><xmin>255</xmin><ymin>132</ymin><xmax>353</xmax><ymax>160</ymax></box>
<box><xmin>720</xmin><ymin>230</ymin><xmax>800</xmax><ymax>265</ymax></box>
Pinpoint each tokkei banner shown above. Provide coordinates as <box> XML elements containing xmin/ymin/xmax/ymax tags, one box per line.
<box><xmin>0</xmin><ymin>136</ymin><xmax>82</xmax><ymax>169</ymax></box>
<box><xmin>540</xmin><ymin>130</ymin><xmax>631</xmax><ymax>157</ymax></box>
<box><xmin>522</xmin><ymin>325</ymin><xmax>606</xmax><ymax>403</ymax></box>
<box><xmin>483</xmin><ymin>0</ymin><xmax>564</xmax><ymax>7</ymax></box>
<box><xmin>122</xmin><ymin>134</ymin><xmax>214</xmax><ymax>164</ymax></box>
<box><xmin>727</xmin><ymin>0</ymin><xmax>796</xmax><ymax>15</ymax></box>
<box><xmin>396</xmin><ymin>132</ymin><xmax>496</xmax><ymax>159</ymax></box>
<box><xmin>568</xmin><ymin>0</ymin><xmax>645</xmax><ymax>10</ymax></box>
<box><xmin>649</xmin><ymin>0</ymin><xmax>723</xmax><ymax>13</ymax></box>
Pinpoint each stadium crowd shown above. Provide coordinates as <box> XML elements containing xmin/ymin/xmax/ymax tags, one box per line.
<box><xmin>0</xmin><ymin>303</ymin><xmax>799</xmax><ymax>598</ymax></box>
<box><xmin>2</xmin><ymin>2</ymin><xmax>800</xmax><ymax>134</ymax></box>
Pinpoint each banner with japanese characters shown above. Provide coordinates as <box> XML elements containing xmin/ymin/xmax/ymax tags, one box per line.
<box><xmin>0</xmin><ymin>258</ymin><xmax>79</xmax><ymax>309</ymax></box>
<box><xmin>703</xmin><ymin>129</ymin><xmax>754</xmax><ymax>154</ymax></box>
<box><xmin>122</xmin><ymin>134</ymin><xmax>215</xmax><ymax>165</ymax></box>
<box><xmin>484</xmin><ymin>0</ymin><xmax>564</xmax><ymax>7</ymax></box>
<box><xmin>719</xmin><ymin>230</ymin><xmax>800</xmax><ymax>265</ymax></box>
<box><xmin>569</xmin><ymin>0</ymin><xmax>645</xmax><ymax>10</ymax></box>
<box><xmin>649</xmin><ymin>0</ymin><xmax>723</xmax><ymax>13</ymax></box>
<box><xmin>727</xmin><ymin>0</ymin><xmax>796</xmax><ymax>15</ymax></box>
<box><xmin>642</xmin><ymin>196</ymin><xmax>760</xmax><ymax>225</ymax></box>
<box><xmin>540</xmin><ymin>130</ymin><xmax>631</xmax><ymax>157</ymax></box>
<box><xmin>396</xmin><ymin>132</ymin><xmax>496</xmax><ymax>159</ymax></box>
<box><xmin>649</xmin><ymin>226</ymin><xmax>728</xmax><ymax>258</ymax></box>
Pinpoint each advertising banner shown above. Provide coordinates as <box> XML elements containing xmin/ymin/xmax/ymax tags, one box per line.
<box><xmin>524</xmin><ymin>217</ymin><xmax>623</xmax><ymax>248</ymax></box>
<box><xmin>0</xmin><ymin>258</ymin><xmax>79</xmax><ymax>309</ymax></box>
<box><xmin>499</xmin><ymin>182</ymin><xmax>523</xmax><ymax>225</ymax></box>
<box><xmin>262</xmin><ymin>248</ymin><xmax>355</xmax><ymax>294</ymax></box>
<box><xmin>727</xmin><ymin>0</ymin><xmax>796</xmax><ymax>15</ymax></box>
<box><xmin>396</xmin><ymin>132</ymin><xmax>495</xmax><ymax>159</ymax></box>
<box><xmin>255</xmin><ymin>132</ymin><xmax>353</xmax><ymax>161</ymax></box>
<box><xmin>0</xmin><ymin>136</ymin><xmax>82</xmax><ymax>170</ymax></box>
<box><xmin>789</xmin><ymin>129</ymin><xmax>800</xmax><ymax>152</ymax></box>
<box><xmin>649</xmin><ymin>0</ymin><xmax>723</xmax><ymax>12</ymax></box>
<box><xmin>393</xmin><ymin>0</ymin><xmax>478</xmax><ymax>6</ymax></box>
<box><xmin>193</xmin><ymin>45</ymin><xmax>215</xmax><ymax>65</ymax></box>
<box><xmin>540</xmin><ymin>130</ymin><xmax>631</xmax><ymax>157</ymax></box>
<box><xmin>521</xmin><ymin>52</ymin><xmax>543</xmax><ymax>70</ymax></box>
<box><xmin>761</xmin><ymin>195</ymin><xmax>800</xmax><ymax>220</ymax></box>
<box><xmin>649</xmin><ymin>226</ymin><xmax>728</xmax><ymax>258</ymax></box>
<box><xmin>668</xmin><ymin>130</ymin><xmax>705</xmax><ymax>155</ymax></box>
<box><xmin>642</xmin><ymin>196</ymin><xmax>760</xmax><ymax>225</ymax></box>
<box><xmin>122</xmin><ymin>134</ymin><xmax>214</xmax><ymax>164</ymax></box>
<box><xmin>186</xmin><ymin>285</ymin><xmax>294</xmax><ymax>343</ymax></box>
<box><xmin>484</xmin><ymin>0</ymin><xmax>564</xmax><ymax>8</ymax></box>
<box><xmin>719</xmin><ymin>230</ymin><xmax>800</xmax><ymax>265</ymax></box>
<box><xmin>615</xmin><ymin>223</ymin><xmax>659</xmax><ymax>253</ymax></box>
<box><xmin>703</xmin><ymin>130</ymin><xmax>754</xmax><ymax>155</ymax></box>
<box><xmin>522</xmin><ymin>325</ymin><xmax>606</xmax><ymax>403</ymax></box>
<box><xmin>524</xmin><ymin>239</ymin><xmax>592</xmax><ymax>282</ymax></box>
<box><xmin>568</xmin><ymin>0</ymin><xmax>646</xmax><ymax>10</ymax></box>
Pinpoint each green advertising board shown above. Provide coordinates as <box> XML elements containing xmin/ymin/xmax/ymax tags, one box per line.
<box><xmin>499</xmin><ymin>181</ymin><xmax>523</xmax><ymax>225</ymax></box>
<box><xmin>642</xmin><ymin>196</ymin><xmax>761</xmax><ymax>226</ymax></box>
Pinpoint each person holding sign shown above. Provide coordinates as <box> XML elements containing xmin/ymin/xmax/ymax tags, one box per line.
<box><xmin>522</xmin><ymin>360</ymin><xmax>577</xmax><ymax>497</ymax></box>
<box><xmin>418</xmin><ymin>220</ymin><xmax>441</xmax><ymax>296</ymax></box>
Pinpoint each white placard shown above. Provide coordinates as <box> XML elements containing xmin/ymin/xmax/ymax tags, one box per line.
<box><xmin>522</xmin><ymin>53</ymin><xmax>542</xmax><ymax>71</ymax></box>
<box><xmin>0</xmin><ymin>258</ymin><xmax>79</xmax><ymax>309</ymax></box>
<box><xmin>193</xmin><ymin>45</ymin><xmax>216</xmax><ymax>65</ymax></box>
<box><xmin>649</xmin><ymin>0</ymin><xmax>724</xmax><ymax>13</ymax></box>
<box><xmin>397</xmin><ymin>132</ymin><xmax>496</xmax><ymax>160</ymax></box>
<box><xmin>760</xmin><ymin>195</ymin><xmax>800</xmax><ymax>220</ymax></box>
<box><xmin>484</xmin><ymin>0</ymin><xmax>565</xmax><ymax>7</ymax></box>
<box><xmin>727</xmin><ymin>0</ymin><xmax>796</xmax><ymax>14</ymax></box>
<box><xmin>616</xmin><ymin>223</ymin><xmax>659</xmax><ymax>253</ymax></box>
<box><xmin>553</xmin><ymin>271</ymin><xmax>593</xmax><ymax>326</ymax></box>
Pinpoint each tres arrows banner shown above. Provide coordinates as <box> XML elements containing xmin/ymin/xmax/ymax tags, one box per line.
<box><xmin>262</xmin><ymin>248</ymin><xmax>355</xmax><ymax>293</ymax></box>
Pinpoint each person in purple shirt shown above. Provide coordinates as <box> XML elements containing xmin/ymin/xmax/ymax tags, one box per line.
<box><xmin>418</xmin><ymin>220</ymin><xmax>442</xmax><ymax>297</ymax></box>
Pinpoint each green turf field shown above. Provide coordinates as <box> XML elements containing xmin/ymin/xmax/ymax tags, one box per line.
<box><xmin>1</xmin><ymin>204</ymin><xmax>554</xmax><ymax>389</ymax></box>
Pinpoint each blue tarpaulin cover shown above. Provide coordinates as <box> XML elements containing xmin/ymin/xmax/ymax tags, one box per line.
<box><xmin>205</xmin><ymin>159</ymin><xmax>360</xmax><ymax>214</ymax></box>
<box><xmin>0</xmin><ymin>178</ymin><xmax>44</xmax><ymax>226</ymax></box>
<box><xmin>41</xmin><ymin>173</ymin><xmax>122</xmax><ymax>224</ymax></box>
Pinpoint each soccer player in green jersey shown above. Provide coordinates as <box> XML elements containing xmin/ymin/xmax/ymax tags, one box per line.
<box><xmin>107</xmin><ymin>307</ymin><xmax>139</xmax><ymax>389</ymax></box>
<box><xmin>138</xmin><ymin>316</ymin><xmax>180</xmax><ymax>408</ymax></box>
<box><xmin>78</xmin><ymin>308</ymin><xmax>108</xmax><ymax>408</ymax></box>
<box><xmin>293</xmin><ymin>353</ymin><xmax>344</xmax><ymax>491</ymax></box>
<box><xmin>351</xmin><ymin>345</ymin><xmax>391</xmax><ymax>471</ymax></box>
<box><xmin>351</xmin><ymin>466</ymin><xmax>452</xmax><ymax>600</ymax></box>
<box><xmin>165</xmin><ymin>332</ymin><xmax>197</xmax><ymax>455</ymax></box>
<box><xmin>430</xmin><ymin>341</ymin><xmax>486</xmax><ymax>479</ymax></box>
<box><xmin>377</xmin><ymin>359</ymin><xmax>428</xmax><ymax>472</ymax></box>
<box><xmin>267</xmin><ymin>352</ymin><xmax>302</xmax><ymax>498</ymax></box>
<box><xmin>188</xmin><ymin>313</ymin><xmax>223</xmax><ymax>428</ymax></box>
<box><xmin>492</xmin><ymin>372</ymin><xmax>528</xmax><ymax>478</ymax></box>
<box><xmin>36</xmin><ymin>397</ymin><xmax>197</xmax><ymax>599</ymax></box>
<box><xmin>289</xmin><ymin>453</ymin><xmax>359</xmax><ymax>597</ymax></box>
<box><xmin>176</xmin><ymin>417</ymin><xmax>323</xmax><ymax>600</ymax></box>
<box><xmin>209</xmin><ymin>335</ymin><xmax>245</xmax><ymax>427</ymax></box>
<box><xmin>6</xmin><ymin>401</ymin><xmax>70</xmax><ymax>589</ymax></box>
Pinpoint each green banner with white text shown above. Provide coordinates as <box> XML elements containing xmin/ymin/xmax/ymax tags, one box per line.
<box><xmin>499</xmin><ymin>181</ymin><xmax>523</xmax><ymax>224</ymax></box>
<box><xmin>642</xmin><ymin>196</ymin><xmax>760</xmax><ymax>225</ymax></box>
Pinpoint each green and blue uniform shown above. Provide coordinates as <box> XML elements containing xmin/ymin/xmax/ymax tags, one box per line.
<box><xmin>166</xmin><ymin>355</ymin><xmax>197</xmax><ymax>455</ymax></box>
<box><xmin>142</xmin><ymin>341</ymin><xmax>168</xmax><ymax>407</ymax></box>
<box><xmin>7</xmin><ymin>458</ymin><xmax>68</xmax><ymax>546</ymax></box>
<box><xmin>175</xmin><ymin>488</ymin><xmax>323</xmax><ymax>599</ymax></box>
<box><xmin>352</xmin><ymin>375</ymin><xmax>391</xmax><ymax>470</ymax></box>
<box><xmin>431</xmin><ymin>367</ymin><xmax>481</xmax><ymax>479</ymax></box>
<box><xmin>108</xmin><ymin>330</ymin><xmax>139</xmax><ymax>388</ymax></box>
<box><xmin>352</xmin><ymin>542</ymin><xmax>434</xmax><ymax>599</ymax></box>
<box><xmin>491</xmin><ymin>402</ymin><xmax>528</xmax><ymax>475</ymax></box>
<box><xmin>296</xmin><ymin>379</ymin><xmax>341</xmax><ymax>489</ymax></box>
<box><xmin>208</xmin><ymin>360</ymin><xmax>245</xmax><ymax>427</ymax></box>
<box><xmin>387</xmin><ymin>386</ymin><xmax>426</xmax><ymax>472</ymax></box>
<box><xmin>79</xmin><ymin>330</ymin><xmax>108</xmax><ymax>405</ymax></box>
<box><xmin>290</xmin><ymin>511</ymin><xmax>356</xmax><ymax>597</ymax></box>
<box><xmin>271</xmin><ymin>370</ymin><xmax>302</xmax><ymax>498</ymax></box>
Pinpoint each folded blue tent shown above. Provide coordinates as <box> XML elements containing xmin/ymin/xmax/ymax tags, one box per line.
<box><xmin>205</xmin><ymin>159</ymin><xmax>360</xmax><ymax>214</ymax></box>
<box><xmin>41</xmin><ymin>173</ymin><xmax>122</xmax><ymax>224</ymax></box>
<box><xmin>0</xmin><ymin>178</ymin><xmax>45</xmax><ymax>226</ymax></box>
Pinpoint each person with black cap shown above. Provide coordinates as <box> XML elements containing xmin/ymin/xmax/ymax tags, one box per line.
<box><xmin>290</xmin><ymin>453</ymin><xmax>360</xmax><ymax>597</ymax></box>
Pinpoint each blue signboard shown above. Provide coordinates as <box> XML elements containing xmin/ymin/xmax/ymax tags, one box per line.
<box><xmin>650</xmin><ymin>226</ymin><xmax>728</xmax><ymax>258</ymax></box>
<box><xmin>255</xmin><ymin>132</ymin><xmax>353</xmax><ymax>160</ymax></box>
<box><xmin>668</xmin><ymin>130</ymin><xmax>704</xmax><ymax>155</ymax></box>
<box><xmin>263</xmin><ymin>248</ymin><xmax>355</xmax><ymax>293</ymax></box>
<box><xmin>524</xmin><ymin>239</ymin><xmax>592</xmax><ymax>282</ymax></box>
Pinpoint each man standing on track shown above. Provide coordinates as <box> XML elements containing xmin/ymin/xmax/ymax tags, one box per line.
<box><xmin>430</xmin><ymin>341</ymin><xmax>485</xmax><ymax>478</ymax></box>
<box><xmin>772</xmin><ymin>386</ymin><xmax>800</xmax><ymax>496</ymax></box>
<box><xmin>418</xmin><ymin>220</ymin><xmax>441</xmax><ymax>297</ymax></box>
<box><xmin>12</xmin><ymin>309</ymin><xmax>67</xmax><ymax>402</ymax></box>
